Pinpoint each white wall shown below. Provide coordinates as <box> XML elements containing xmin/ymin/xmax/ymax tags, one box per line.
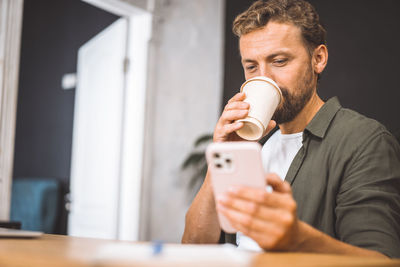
<box><xmin>141</xmin><ymin>0</ymin><xmax>225</xmax><ymax>242</ymax></box>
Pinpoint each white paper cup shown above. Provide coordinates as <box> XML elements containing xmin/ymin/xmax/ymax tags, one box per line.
<box><xmin>235</xmin><ymin>76</ymin><xmax>282</xmax><ymax>141</ymax></box>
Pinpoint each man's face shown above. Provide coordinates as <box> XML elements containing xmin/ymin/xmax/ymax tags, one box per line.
<box><xmin>239</xmin><ymin>21</ymin><xmax>317</xmax><ymax>124</ymax></box>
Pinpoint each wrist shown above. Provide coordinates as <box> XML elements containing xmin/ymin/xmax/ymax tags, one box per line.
<box><xmin>288</xmin><ymin>220</ymin><xmax>314</xmax><ymax>252</ymax></box>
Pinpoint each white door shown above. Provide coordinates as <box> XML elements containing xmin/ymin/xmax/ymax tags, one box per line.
<box><xmin>68</xmin><ymin>18</ymin><xmax>127</xmax><ymax>239</ymax></box>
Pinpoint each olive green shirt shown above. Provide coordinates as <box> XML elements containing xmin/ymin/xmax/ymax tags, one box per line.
<box><xmin>223</xmin><ymin>97</ymin><xmax>400</xmax><ymax>258</ymax></box>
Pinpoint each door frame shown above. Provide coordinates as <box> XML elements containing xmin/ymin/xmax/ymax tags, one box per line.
<box><xmin>75</xmin><ymin>0</ymin><xmax>152</xmax><ymax>241</ymax></box>
<box><xmin>0</xmin><ymin>0</ymin><xmax>152</xmax><ymax>241</ymax></box>
<box><xmin>0</xmin><ymin>0</ymin><xmax>24</xmax><ymax>220</ymax></box>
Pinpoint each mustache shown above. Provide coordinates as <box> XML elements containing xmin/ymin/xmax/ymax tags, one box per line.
<box><xmin>278</xmin><ymin>87</ymin><xmax>289</xmax><ymax>104</ymax></box>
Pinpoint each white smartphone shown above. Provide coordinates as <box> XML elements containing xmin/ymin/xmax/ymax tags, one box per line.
<box><xmin>206</xmin><ymin>142</ymin><xmax>266</xmax><ymax>233</ymax></box>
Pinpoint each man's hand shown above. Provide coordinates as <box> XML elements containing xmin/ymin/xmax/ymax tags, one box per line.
<box><xmin>213</xmin><ymin>92</ymin><xmax>276</xmax><ymax>143</ymax></box>
<box><xmin>215</xmin><ymin>174</ymin><xmax>388</xmax><ymax>257</ymax></box>
<box><xmin>216</xmin><ymin>173</ymin><xmax>302</xmax><ymax>251</ymax></box>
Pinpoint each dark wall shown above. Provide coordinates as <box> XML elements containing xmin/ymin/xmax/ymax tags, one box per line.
<box><xmin>13</xmin><ymin>0</ymin><xmax>118</xmax><ymax>234</ymax></box>
<box><xmin>223</xmin><ymin>0</ymin><xmax>400</xmax><ymax>135</ymax></box>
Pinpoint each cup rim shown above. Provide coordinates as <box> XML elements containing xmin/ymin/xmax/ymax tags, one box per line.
<box><xmin>237</xmin><ymin>116</ymin><xmax>266</xmax><ymax>132</ymax></box>
<box><xmin>236</xmin><ymin>116</ymin><xmax>265</xmax><ymax>140</ymax></box>
<box><xmin>240</xmin><ymin>76</ymin><xmax>282</xmax><ymax>104</ymax></box>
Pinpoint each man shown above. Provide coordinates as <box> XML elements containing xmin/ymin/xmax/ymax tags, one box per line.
<box><xmin>182</xmin><ymin>0</ymin><xmax>400</xmax><ymax>258</ymax></box>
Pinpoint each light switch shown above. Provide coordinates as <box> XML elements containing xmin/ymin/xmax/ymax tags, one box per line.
<box><xmin>62</xmin><ymin>73</ymin><xmax>77</xmax><ymax>90</ymax></box>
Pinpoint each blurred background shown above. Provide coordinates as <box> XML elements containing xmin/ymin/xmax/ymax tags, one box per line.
<box><xmin>2</xmin><ymin>0</ymin><xmax>400</xmax><ymax>243</ymax></box>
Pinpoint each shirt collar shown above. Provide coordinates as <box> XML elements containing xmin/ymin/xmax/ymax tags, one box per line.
<box><xmin>304</xmin><ymin>97</ymin><xmax>342</xmax><ymax>139</ymax></box>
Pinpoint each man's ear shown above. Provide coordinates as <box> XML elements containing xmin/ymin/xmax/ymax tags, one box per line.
<box><xmin>312</xmin><ymin>44</ymin><xmax>328</xmax><ymax>75</ymax></box>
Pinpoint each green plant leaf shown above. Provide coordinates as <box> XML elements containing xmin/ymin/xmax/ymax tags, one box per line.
<box><xmin>182</xmin><ymin>132</ymin><xmax>213</xmax><ymax>201</ymax></box>
<box><xmin>181</xmin><ymin>152</ymin><xmax>205</xmax><ymax>169</ymax></box>
<box><xmin>199</xmin><ymin>161</ymin><xmax>208</xmax><ymax>177</ymax></box>
<box><xmin>194</xmin><ymin>134</ymin><xmax>213</xmax><ymax>147</ymax></box>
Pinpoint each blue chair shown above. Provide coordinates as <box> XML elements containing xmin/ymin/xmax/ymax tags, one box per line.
<box><xmin>10</xmin><ymin>178</ymin><xmax>60</xmax><ymax>233</ymax></box>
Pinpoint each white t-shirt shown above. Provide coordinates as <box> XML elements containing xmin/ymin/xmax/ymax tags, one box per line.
<box><xmin>236</xmin><ymin>129</ymin><xmax>303</xmax><ymax>251</ymax></box>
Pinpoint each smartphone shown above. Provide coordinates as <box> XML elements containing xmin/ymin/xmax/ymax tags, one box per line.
<box><xmin>206</xmin><ymin>142</ymin><xmax>266</xmax><ymax>233</ymax></box>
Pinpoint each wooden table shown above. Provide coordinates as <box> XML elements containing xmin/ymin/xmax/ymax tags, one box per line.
<box><xmin>0</xmin><ymin>234</ymin><xmax>399</xmax><ymax>267</ymax></box>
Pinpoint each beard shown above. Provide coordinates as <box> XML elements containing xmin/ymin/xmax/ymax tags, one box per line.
<box><xmin>272</xmin><ymin>64</ymin><xmax>315</xmax><ymax>124</ymax></box>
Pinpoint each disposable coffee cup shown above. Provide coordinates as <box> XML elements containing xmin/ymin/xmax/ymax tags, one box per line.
<box><xmin>235</xmin><ymin>76</ymin><xmax>282</xmax><ymax>141</ymax></box>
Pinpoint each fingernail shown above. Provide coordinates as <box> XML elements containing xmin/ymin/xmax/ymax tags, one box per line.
<box><xmin>228</xmin><ymin>186</ymin><xmax>240</xmax><ymax>194</ymax></box>
<box><xmin>217</xmin><ymin>195</ymin><xmax>228</xmax><ymax>203</ymax></box>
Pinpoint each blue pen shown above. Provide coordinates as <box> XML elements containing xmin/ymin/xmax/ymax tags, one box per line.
<box><xmin>152</xmin><ymin>240</ymin><xmax>164</xmax><ymax>256</ymax></box>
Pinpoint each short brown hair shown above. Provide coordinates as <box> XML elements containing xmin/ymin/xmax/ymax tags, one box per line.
<box><xmin>233</xmin><ymin>0</ymin><xmax>327</xmax><ymax>55</ymax></box>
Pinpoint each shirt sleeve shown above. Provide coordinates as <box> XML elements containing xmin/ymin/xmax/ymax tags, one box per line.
<box><xmin>335</xmin><ymin>132</ymin><xmax>400</xmax><ymax>258</ymax></box>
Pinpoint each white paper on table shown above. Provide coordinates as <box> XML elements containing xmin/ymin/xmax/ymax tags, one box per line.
<box><xmin>94</xmin><ymin>243</ymin><xmax>254</xmax><ymax>267</ymax></box>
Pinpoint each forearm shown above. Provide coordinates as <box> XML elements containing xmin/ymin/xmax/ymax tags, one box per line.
<box><xmin>182</xmin><ymin>171</ymin><xmax>221</xmax><ymax>244</ymax></box>
<box><xmin>294</xmin><ymin>221</ymin><xmax>387</xmax><ymax>258</ymax></box>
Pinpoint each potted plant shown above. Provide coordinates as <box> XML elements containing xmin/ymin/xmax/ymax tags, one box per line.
<box><xmin>181</xmin><ymin>133</ymin><xmax>213</xmax><ymax>199</ymax></box>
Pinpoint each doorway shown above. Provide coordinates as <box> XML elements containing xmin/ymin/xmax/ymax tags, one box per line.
<box><xmin>13</xmin><ymin>0</ymin><xmax>119</xmax><ymax>235</ymax></box>
<box><xmin>12</xmin><ymin>0</ymin><xmax>151</xmax><ymax>240</ymax></box>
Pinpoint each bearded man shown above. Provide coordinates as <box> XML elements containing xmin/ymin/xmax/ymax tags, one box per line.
<box><xmin>182</xmin><ymin>0</ymin><xmax>400</xmax><ymax>258</ymax></box>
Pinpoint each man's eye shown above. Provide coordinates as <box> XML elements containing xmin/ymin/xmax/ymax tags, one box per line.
<box><xmin>246</xmin><ymin>65</ymin><xmax>256</xmax><ymax>71</ymax></box>
<box><xmin>273</xmin><ymin>59</ymin><xmax>288</xmax><ymax>66</ymax></box>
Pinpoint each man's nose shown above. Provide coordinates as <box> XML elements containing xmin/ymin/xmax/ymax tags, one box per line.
<box><xmin>259</xmin><ymin>66</ymin><xmax>274</xmax><ymax>80</ymax></box>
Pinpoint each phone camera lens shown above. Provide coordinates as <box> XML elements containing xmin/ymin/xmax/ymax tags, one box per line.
<box><xmin>213</xmin><ymin>153</ymin><xmax>220</xmax><ymax>158</ymax></box>
<box><xmin>225</xmin><ymin>158</ymin><xmax>231</xmax><ymax>164</ymax></box>
<box><xmin>215</xmin><ymin>163</ymin><xmax>222</xmax><ymax>168</ymax></box>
